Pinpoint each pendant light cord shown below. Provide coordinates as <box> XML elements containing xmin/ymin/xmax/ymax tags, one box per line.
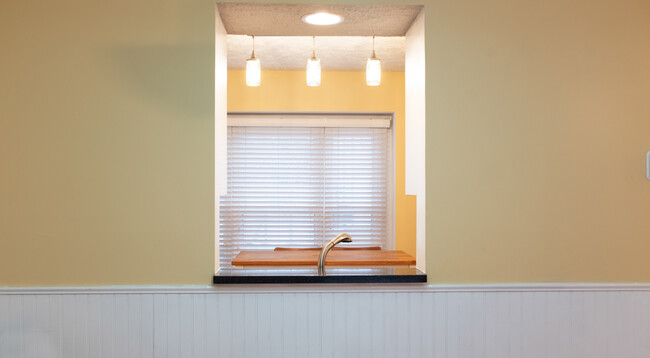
<box><xmin>312</xmin><ymin>35</ymin><xmax>316</xmax><ymax>59</ymax></box>
<box><xmin>251</xmin><ymin>34</ymin><xmax>256</xmax><ymax>58</ymax></box>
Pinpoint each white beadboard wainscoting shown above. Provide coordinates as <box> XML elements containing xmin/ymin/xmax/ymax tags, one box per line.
<box><xmin>1</xmin><ymin>284</ymin><xmax>650</xmax><ymax>358</ymax></box>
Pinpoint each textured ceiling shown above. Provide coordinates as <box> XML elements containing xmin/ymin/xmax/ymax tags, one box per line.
<box><xmin>216</xmin><ymin>3</ymin><xmax>423</xmax><ymax>36</ymax></box>
<box><xmin>227</xmin><ymin>35</ymin><xmax>405</xmax><ymax>71</ymax></box>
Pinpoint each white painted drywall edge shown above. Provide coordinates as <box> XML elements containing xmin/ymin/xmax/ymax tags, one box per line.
<box><xmin>405</xmin><ymin>9</ymin><xmax>426</xmax><ymax>272</ymax></box>
<box><xmin>215</xmin><ymin>6</ymin><xmax>228</xmax><ymax>273</ymax></box>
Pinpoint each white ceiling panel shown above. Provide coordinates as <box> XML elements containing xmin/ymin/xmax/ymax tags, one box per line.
<box><xmin>217</xmin><ymin>3</ymin><xmax>423</xmax><ymax>37</ymax></box>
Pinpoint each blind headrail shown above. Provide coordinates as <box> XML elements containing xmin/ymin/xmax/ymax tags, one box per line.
<box><xmin>228</xmin><ymin>112</ymin><xmax>392</xmax><ymax>128</ymax></box>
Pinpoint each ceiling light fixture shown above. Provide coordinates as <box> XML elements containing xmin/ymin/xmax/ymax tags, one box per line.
<box><xmin>245</xmin><ymin>35</ymin><xmax>260</xmax><ymax>87</ymax></box>
<box><xmin>306</xmin><ymin>36</ymin><xmax>321</xmax><ymax>87</ymax></box>
<box><xmin>301</xmin><ymin>12</ymin><xmax>344</xmax><ymax>26</ymax></box>
<box><xmin>366</xmin><ymin>36</ymin><xmax>381</xmax><ymax>86</ymax></box>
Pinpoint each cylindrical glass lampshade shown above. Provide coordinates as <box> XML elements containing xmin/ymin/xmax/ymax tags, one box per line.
<box><xmin>306</xmin><ymin>57</ymin><xmax>321</xmax><ymax>87</ymax></box>
<box><xmin>366</xmin><ymin>58</ymin><xmax>381</xmax><ymax>86</ymax></box>
<box><xmin>246</xmin><ymin>57</ymin><xmax>261</xmax><ymax>87</ymax></box>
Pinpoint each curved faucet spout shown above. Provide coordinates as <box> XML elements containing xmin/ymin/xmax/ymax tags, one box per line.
<box><xmin>318</xmin><ymin>234</ymin><xmax>352</xmax><ymax>276</ymax></box>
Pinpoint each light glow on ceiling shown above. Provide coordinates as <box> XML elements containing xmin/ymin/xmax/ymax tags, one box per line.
<box><xmin>301</xmin><ymin>12</ymin><xmax>344</xmax><ymax>26</ymax></box>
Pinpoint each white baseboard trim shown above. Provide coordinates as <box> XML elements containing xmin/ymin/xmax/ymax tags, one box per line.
<box><xmin>2</xmin><ymin>282</ymin><xmax>650</xmax><ymax>295</ymax></box>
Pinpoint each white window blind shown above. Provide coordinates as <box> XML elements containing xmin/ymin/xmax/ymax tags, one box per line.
<box><xmin>219</xmin><ymin>113</ymin><xmax>392</xmax><ymax>268</ymax></box>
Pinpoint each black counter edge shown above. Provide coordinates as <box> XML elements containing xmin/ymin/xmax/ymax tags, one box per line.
<box><xmin>213</xmin><ymin>274</ymin><xmax>427</xmax><ymax>285</ymax></box>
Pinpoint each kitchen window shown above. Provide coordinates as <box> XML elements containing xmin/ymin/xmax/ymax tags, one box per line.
<box><xmin>219</xmin><ymin>113</ymin><xmax>394</xmax><ymax>269</ymax></box>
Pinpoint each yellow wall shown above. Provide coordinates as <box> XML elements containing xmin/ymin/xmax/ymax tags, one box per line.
<box><xmin>426</xmin><ymin>0</ymin><xmax>650</xmax><ymax>282</ymax></box>
<box><xmin>227</xmin><ymin>70</ymin><xmax>416</xmax><ymax>256</ymax></box>
<box><xmin>0</xmin><ymin>0</ymin><xmax>215</xmax><ymax>285</ymax></box>
<box><xmin>1</xmin><ymin>0</ymin><xmax>649</xmax><ymax>286</ymax></box>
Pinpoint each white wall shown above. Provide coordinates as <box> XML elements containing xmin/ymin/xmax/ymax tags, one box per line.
<box><xmin>214</xmin><ymin>6</ymin><xmax>228</xmax><ymax>273</ymax></box>
<box><xmin>405</xmin><ymin>9</ymin><xmax>427</xmax><ymax>272</ymax></box>
<box><xmin>2</xmin><ymin>284</ymin><xmax>650</xmax><ymax>358</ymax></box>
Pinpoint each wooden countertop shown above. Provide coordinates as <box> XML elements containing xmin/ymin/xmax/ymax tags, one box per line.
<box><xmin>232</xmin><ymin>249</ymin><xmax>416</xmax><ymax>267</ymax></box>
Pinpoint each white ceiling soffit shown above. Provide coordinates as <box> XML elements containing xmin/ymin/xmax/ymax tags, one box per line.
<box><xmin>227</xmin><ymin>35</ymin><xmax>405</xmax><ymax>71</ymax></box>
<box><xmin>216</xmin><ymin>3</ymin><xmax>423</xmax><ymax>37</ymax></box>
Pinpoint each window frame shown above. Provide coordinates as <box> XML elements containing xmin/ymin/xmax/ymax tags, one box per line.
<box><xmin>217</xmin><ymin>111</ymin><xmax>396</xmax><ymax>270</ymax></box>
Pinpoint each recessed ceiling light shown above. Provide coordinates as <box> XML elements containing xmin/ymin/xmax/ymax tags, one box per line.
<box><xmin>301</xmin><ymin>12</ymin><xmax>344</xmax><ymax>26</ymax></box>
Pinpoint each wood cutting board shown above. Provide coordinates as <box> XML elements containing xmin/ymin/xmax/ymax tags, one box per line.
<box><xmin>232</xmin><ymin>249</ymin><xmax>415</xmax><ymax>267</ymax></box>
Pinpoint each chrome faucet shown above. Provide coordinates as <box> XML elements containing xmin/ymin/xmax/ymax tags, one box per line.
<box><xmin>318</xmin><ymin>233</ymin><xmax>352</xmax><ymax>276</ymax></box>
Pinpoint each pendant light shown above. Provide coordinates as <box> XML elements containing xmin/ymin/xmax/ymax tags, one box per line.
<box><xmin>366</xmin><ymin>36</ymin><xmax>381</xmax><ymax>86</ymax></box>
<box><xmin>306</xmin><ymin>36</ymin><xmax>321</xmax><ymax>87</ymax></box>
<box><xmin>246</xmin><ymin>35</ymin><xmax>261</xmax><ymax>87</ymax></box>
